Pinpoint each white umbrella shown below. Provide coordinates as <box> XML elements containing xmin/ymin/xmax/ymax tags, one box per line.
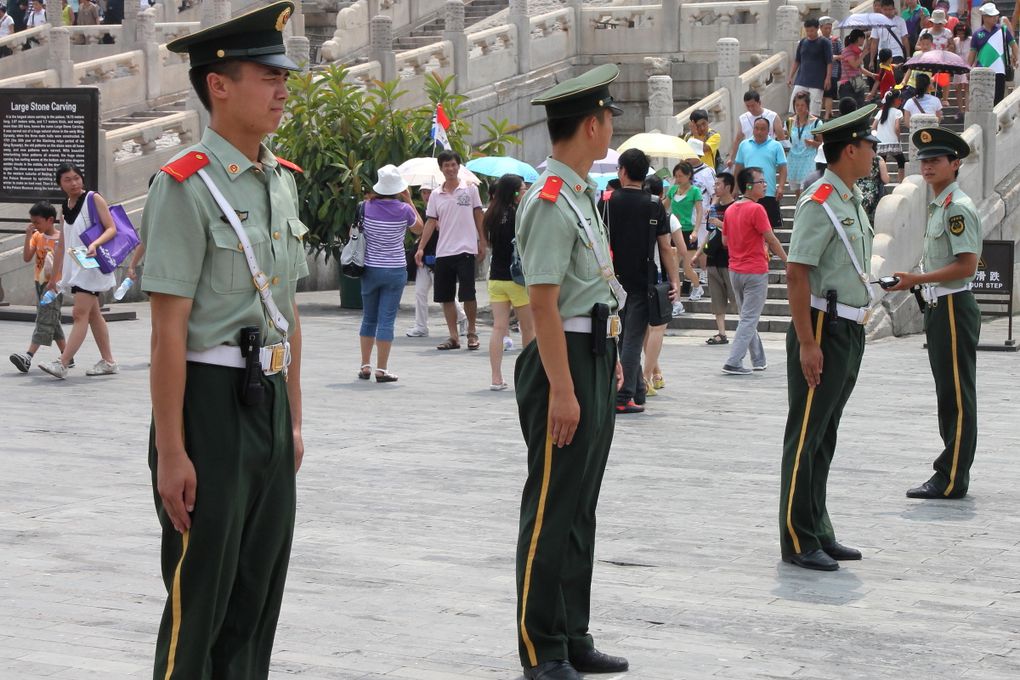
<box><xmin>397</xmin><ymin>157</ymin><xmax>481</xmax><ymax>187</ymax></box>
<box><xmin>835</xmin><ymin>13</ymin><xmax>896</xmax><ymax>30</ymax></box>
<box><xmin>537</xmin><ymin>148</ymin><xmax>620</xmax><ymax>174</ymax></box>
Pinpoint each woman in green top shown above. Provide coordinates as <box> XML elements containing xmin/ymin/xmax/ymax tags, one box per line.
<box><xmin>665</xmin><ymin>162</ymin><xmax>705</xmax><ymax>301</ymax></box>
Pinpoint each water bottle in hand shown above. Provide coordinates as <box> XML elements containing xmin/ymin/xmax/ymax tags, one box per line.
<box><xmin>113</xmin><ymin>277</ymin><xmax>133</xmax><ymax>301</ymax></box>
<box><xmin>40</xmin><ymin>290</ymin><xmax>57</xmax><ymax>306</ymax></box>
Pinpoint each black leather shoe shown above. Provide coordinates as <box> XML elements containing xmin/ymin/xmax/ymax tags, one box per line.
<box><xmin>569</xmin><ymin>648</ymin><xmax>629</xmax><ymax>673</ymax></box>
<box><xmin>783</xmin><ymin>548</ymin><xmax>839</xmax><ymax>571</ymax></box>
<box><xmin>523</xmin><ymin>660</ymin><xmax>580</xmax><ymax>680</ymax></box>
<box><xmin>822</xmin><ymin>542</ymin><xmax>862</xmax><ymax>561</ymax></box>
<box><xmin>906</xmin><ymin>481</ymin><xmax>945</xmax><ymax>499</ymax></box>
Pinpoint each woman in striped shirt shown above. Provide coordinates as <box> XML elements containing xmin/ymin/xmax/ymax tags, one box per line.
<box><xmin>358</xmin><ymin>165</ymin><xmax>423</xmax><ymax>383</ymax></box>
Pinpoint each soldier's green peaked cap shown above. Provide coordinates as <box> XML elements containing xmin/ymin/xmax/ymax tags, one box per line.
<box><xmin>813</xmin><ymin>104</ymin><xmax>880</xmax><ymax>144</ymax></box>
<box><xmin>912</xmin><ymin>126</ymin><xmax>970</xmax><ymax>160</ymax></box>
<box><xmin>168</xmin><ymin>0</ymin><xmax>301</xmax><ymax>71</ymax></box>
<box><xmin>531</xmin><ymin>64</ymin><xmax>624</xmax><ymax>119</ymax></box>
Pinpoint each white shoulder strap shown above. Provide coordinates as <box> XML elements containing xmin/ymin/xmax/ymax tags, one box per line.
<box><xmin>816</xmin><ymin>199</ymin><xmax>876</xmax><ymax>307</ymax></box>
<box><xmin>195</xmin><ymin>168</ymin><xmax>290</xmax><ymax>334</ymax></box>
<box><xmin>557</xmin><ymin>190</ymin><xmax>628</xmax><ymax>311</ymax></box>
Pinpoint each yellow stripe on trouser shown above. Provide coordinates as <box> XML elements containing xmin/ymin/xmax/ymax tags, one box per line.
<box><xmin>519</xmin><ymin>426</ymin><xmax>555</xmax><ymax>667</ymax></box>
<box><xmin>944</xmin><ymin>295</ymin><xmax>964</xmax><ymax>497</ymax></box>
<box><xmin>785</xmin><ymin>311</ymin><xmax>825</xmax><ymax>555</ymax></box>
<box><xmin>164</xmin><ymin>530</ymin><xmax>190</xmax><ymax>680</ymax></box>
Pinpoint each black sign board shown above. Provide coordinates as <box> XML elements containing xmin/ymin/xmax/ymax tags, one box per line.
<box><xmin>972</xmin><ymin>240</ymin><xmax>1014</xmax><ymax>294</ymax></box>
<box><xmin>0</xmin><ymin>88</ymin><xmax>100</xmax><ymax>203</ymax></box>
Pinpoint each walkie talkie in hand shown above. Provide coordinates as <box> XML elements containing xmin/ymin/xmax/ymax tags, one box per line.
<box><xmin>239</xmin><ymin>326</ymin><xmax>265</xmax><ymax>406</ymax></box>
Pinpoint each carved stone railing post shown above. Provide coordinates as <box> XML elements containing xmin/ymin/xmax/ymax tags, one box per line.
<box><xmin>139</xmin><ymin>9</ymin><xmax>161</xmax><ymax>102</ymax></box>
<box><xmin>286</xmin><ymin>35</ymin><xmax>311</xmax><ymax>69</ymax></box>
<box><xmin>907</xmin><ymin>113</ymin><xmax>939</xmax><ymax>179</ymax></box>
<box><xmin>46</xmin><ymin>0</ymin><xmax>63</xmax><ymax>26</ymax></box>
<box><xmin>777</xmin><ymin>5</ymin><xmax>800</xmax><ymax>78</ymax></box>
<box><xmin>205</xmin><ymin>0</ymin><xmax>231</xmax><ymax>27</ymax></box>
<box><xmin>122</xmin><ymin>0</ymin><xmax>139</xmax><ymax>47</ymax></box>
<box><xmin>713</xmin><ymin>37</ymin><xmax>742</xmax><ymax>152</ymax></box>
<box><xmin>371</xmin><ymin>15</ymin><xmax>396</xmax><ymax>82</ymax></box>
<box><xmin>767</xmin><ymin>0</ymin><xmax>784</xmax><ymax>52</ymax></box>
<box><xmin>831</xmin><ymin>0</ymin><xmax>852</xmax><ymax>23</ymax></box>
<box><xmin>444</xmin><ymin>1</ymin><xmax>466</xmax><ymax>92</ymax></box>
<box><xmin>661</xmin><ymin>0</ymin><xmax>680</xmax><ymax>54</ymax></box>
<box><xmin>50</xmin><ymin>27</ymin><xmax>74</xmax><ymax>87</ymax></box>
<box><xmin>966</xmin><ymin>67</ymin><xmax>996</xmax><ymax>197</ymax></box>
<box><xmin>510</xmin><ymin>0</ymin><xmax>530</xmax><ymax>76</ymax></box>
<box><xmin>645</xmin><ymin>63</ymin><xmax>678</xmax><ymax>136</ymax></box>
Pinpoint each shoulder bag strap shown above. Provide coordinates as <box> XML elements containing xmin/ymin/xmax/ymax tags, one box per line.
<box><xmin>816</xmin><ymin>199</ymin><xmax>876</xmax><ymax>306</ymax></box>
<box><xmin>195</xmin><ymin>168</ymin><xmax>290</xmax><ymax>335</ymax></box>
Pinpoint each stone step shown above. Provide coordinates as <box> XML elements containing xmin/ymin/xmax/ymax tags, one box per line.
<box><xmin>667</xmin><ymin>312</ymin><xmax>791</xmax><ymax>334</ymax></box>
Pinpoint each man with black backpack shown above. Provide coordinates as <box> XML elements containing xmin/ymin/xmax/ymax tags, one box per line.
<box><xmin>600</xmin><ymin>148</ymin><xmax>678</xmax><ymax>414</ymax></box>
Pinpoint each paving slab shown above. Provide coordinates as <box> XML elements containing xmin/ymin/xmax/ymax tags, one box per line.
<box><xmin>1</xmin><ymin>288</ymin><xmax>1018</xmax><ymax>679</ymax></box>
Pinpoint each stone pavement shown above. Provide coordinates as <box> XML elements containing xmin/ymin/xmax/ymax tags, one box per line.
<box><xmin>2</xmin><ymin>288</ymin><xmax>1019</xmax><ymax>679</ymax></box>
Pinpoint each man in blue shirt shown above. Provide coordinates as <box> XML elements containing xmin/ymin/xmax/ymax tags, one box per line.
<box><xmin>734</xmin><ymin>117</ymin><xmax>788</xmax><ymax>229</ymax></box>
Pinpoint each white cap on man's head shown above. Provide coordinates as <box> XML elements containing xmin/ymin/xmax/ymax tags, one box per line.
<box><xmin>818</xmin><ymin>16</ymin><xmax>834</xmax><ymax>26</ymax></box>
<box><xmin>980</xmin><ymin>2</ymin><xmax>1000</xmax><ymax>16</ymax></box>
<box><xmin>930</xmin><ymin>9</ymin><xmax>948</xmax><ymax>24</ymax></box>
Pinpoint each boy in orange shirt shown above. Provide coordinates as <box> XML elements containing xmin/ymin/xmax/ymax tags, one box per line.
<box><xmin>9</xmin><ymin>202</ymin><xmax>68</xmax><ymax>373</ymax></box>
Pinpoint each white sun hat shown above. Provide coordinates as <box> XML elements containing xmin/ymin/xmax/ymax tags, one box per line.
<box><xmin>373</xmin><ymin>164</ymin><xmax>409</xmax><ymax>196</ymax></box>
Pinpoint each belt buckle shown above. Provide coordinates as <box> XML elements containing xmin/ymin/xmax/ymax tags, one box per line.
<box><xmin>860</xmin><ymin>308</ymin><xmax>872</xmax><ymax>326</ymax></box>
<box><xmin>608</xmin><ymin>315</ymin><xmax>621</xmax><ymax>338</ymax></box>
<box><xmin>269</xmin><ymin>344</ymin><xmax>286</xmax><ymax>373</ymax></box>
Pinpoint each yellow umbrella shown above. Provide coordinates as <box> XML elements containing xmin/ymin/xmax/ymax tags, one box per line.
<box><xmin>617</xmin><ymin>132</ymin><xmax>697</xmax><ymax>161</ymax></box>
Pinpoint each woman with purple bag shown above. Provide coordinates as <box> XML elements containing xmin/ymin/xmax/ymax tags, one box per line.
<box><xmin>39</xmin><ymin>162</ymin><xmax>119</xmax><ymax>379</ymax></box>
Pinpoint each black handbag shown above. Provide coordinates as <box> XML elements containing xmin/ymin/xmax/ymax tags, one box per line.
<box><xmin>647</xmin><ymin>281</ymin><xmax>672</xmax><ymax>326</ymax></box>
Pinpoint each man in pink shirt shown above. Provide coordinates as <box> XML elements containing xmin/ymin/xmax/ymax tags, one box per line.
<box><xmin>721</xmin><ymin>167</ymin><xmax>787</xmax><ymax>375</ymax></box>
<box><xmin>415</xmin><ymin>151</ymin><xmax>487</xmax><ymax>350</ymax></box>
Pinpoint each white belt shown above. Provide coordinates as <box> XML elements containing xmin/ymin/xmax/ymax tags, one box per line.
<box><xmin>933</xmin><ymin>283</ymin><xmax>971</xmax><ymax>298</ymax></box>
<box><xmin>562</xmin><ymin>314</ymin><xmax>621</xmax><ymax>338</ymax></box>
<box><xmin>810</xmin><ymin>295</ymin><xmax>871</xmax><ymax>325</ymax></box>
<box><xmin>186</xmin><ymin>342</ymin><xmax>290</xmax><ymax>376</ymax></box>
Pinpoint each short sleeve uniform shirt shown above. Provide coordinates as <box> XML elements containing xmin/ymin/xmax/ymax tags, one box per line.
<box><xmin>924</xmin><ymin>182</ymin><xmax>982</xmax><ymax>289</ymax></box>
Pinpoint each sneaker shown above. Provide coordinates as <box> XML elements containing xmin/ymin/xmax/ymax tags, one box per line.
<box><xmin>699</xmin><ymin>270</ymin><xmax>709</xmax><ymax>285</ymax></box>
<box><xmin>689</xmin><ymin>285</ymin><xmax>705</xmax><ymax>301</ymax></box>
<box><xmin>405</xmin><ymin>327</ymin><xmax>429</xmax><ymax>338</ymax></box>
<box><xmin>722</xmin><ymin>364</ymin><xmax>752</xmax><ymax>376</ymax></box>
<box><xmin>615</xmin><ymin>400</ymin><xmax>645</xmax><ymax>414</ymax></box>
<box><xmin>503</xmin><ymin>336</ymin><xmax>514</xmax><ymax>352</ymax></box>
<box><xmin>85</xmin><ymin>360</ymin><xmax>119</xmax><ymax>376</ymax></box>
<box><xmin>753</xmin><ymin>363</ymin><xmax>768</xmax><ymax>371</ymax></box>
<box><xmin>9</xmin><ymin>353</ymin><xmax>31</xmax><ymax>373</ymax></box>
<box><xmin>671</xmin><ymin>301</ymin><xmax>685</xmax><ymax>317</ymax></box>
<box><xmin>39</xmin><ymin>360</ymin><xmax>68</xmax><ymax>379</ymax></box>
<box><xmin>457</xmin><ymin>317</ymin><xmax>468</xmax><ymax>337</ymax></box>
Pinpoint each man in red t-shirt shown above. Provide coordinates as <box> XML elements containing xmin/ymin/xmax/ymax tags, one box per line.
<box><xmin>720</xmin><ymin>167</ymin><xmax>788</xmax><ymax>375</ymax></box>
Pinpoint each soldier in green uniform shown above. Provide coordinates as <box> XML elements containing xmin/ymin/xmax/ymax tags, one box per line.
<box><xmin>513</xmin><ymin>64</ymin><xmax>629</xmax><ymax>680</ymax></box>
<box><xmin>140</xmin><ymin>3</ymin><xmax>308</xmax><ymax>678</ymax></box>
<box><xmin>885</xmin><ymin>128</ymin><xmax>981</xmax><ymax>500</ymax></box>
<box><xmin>779</xmin><ymin>106</ymin><xmax>880</xmax><ymax>572</ymax></box>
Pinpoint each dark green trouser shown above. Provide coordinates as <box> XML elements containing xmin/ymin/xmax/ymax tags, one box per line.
<box><xmin>923</xmin><ymin>291</ymin><xmax>980</xmax><ymax>497</ymax></box>
<box><xmin>150</xmin><ymin>363</ymin><xmax>295</xmax><ymax>680</ymax></box>
<box><xmin>779</xmin><ymin>309</ymin><xmax>865</xmax><ymax>558</ymax></box>
<box><xmin>514</xmin><ymin>333</ymin><xmax>617</xmax><ymax>668</ymax></box>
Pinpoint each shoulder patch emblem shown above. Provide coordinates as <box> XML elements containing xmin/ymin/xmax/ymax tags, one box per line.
<box><xmin>948</xmin><ymin>214</ymin><xmax>966</xmax><ymax>236</ymax></box>
<box><xmin>161</xmin><ymin>151</ymin><xmax>210</xmax><ymax>183</ymax></box>
<box><xmin>539</xmin><ymin>176</ymin><xmax>564</xmax><ymax>202</ymax></box>
<box><xmin>811</xmin><ymin>183</ymin><xmax>834</xmax><ymax>203</ymax></box>
<box><xmin>275</xmin><ymin>156</ymin><xmax>303</xmax><ymax>173</ymax></box>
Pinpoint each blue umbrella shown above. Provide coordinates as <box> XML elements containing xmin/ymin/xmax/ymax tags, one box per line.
<box><xmin>465</xmin><ymin>156</ymin><xmax>539</xmax><ymax>183</ymax></box>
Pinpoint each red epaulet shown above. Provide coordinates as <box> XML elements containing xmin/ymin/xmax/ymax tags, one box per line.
<box><xmin>538</xmin><ymin>176</ymin><xmax>563</xmax><ymax>202</ymax></box>
<box><xmin>943</xmin><ymin>192</ymin><xmax>953</xmax><ymax>208</ymax></box>
<box><xmin>811</xmin><ymin>183</ymin><xmax>834</xmax><ymax>203</ymax></box>
<box><xmin>161</xmin><ymin>151</ymin><xmax>210</xmax><ymax>183</ymax></box>
<box><xmin>276</xmin><ymin>156</ymin><xmax>303</xmax><ymax>174</ymax></box>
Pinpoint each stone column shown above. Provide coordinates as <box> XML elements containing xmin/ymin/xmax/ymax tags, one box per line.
<box><xmin>50</xmin><ymin>27</ymin><xmax>74</xmax><ymax>87</ymax></box>
<box><xmin>660</xmin><ymin>0</ymin><xmax>680</xmax><ymax>54</ymax></box>
<box><xmin>965</xmin><ymin>66</ymin><xmax>996</xmax><ymax>197</ymax></box>
<box><xmin>46</xmin><ymin>1</ymin><xmax>63</xmax><ymax>26</ymax></box>
<box><xmin>204</xmin><ymin>0</ymin><xmax>231</xmax><ymax>27</ymax></box>
<box><xmin>767</xmin><ymin>0</ymin><xmax>784</xmax><ymax>52</ymax></box>
<box><xmin>139</xmin><ymin>9</ymin><xmax>162</xmax><ymax>102</ymax></box>
<box><xmin>122</xmin><ymin>0</ymin><xmax>140</xmax><ymax>47</ymax></box>
<box><xmin>371</xmin><ymin>15</ymin><xmax>396</xmax><ymax>82</ymax></box>
<box><xmin>777</xmin><ymin>5</ymin><xmax>800</xmax><ymax>68</ymax></box>
<box><xmin>906</xmin><ymin>113</ymin><xmax>939</xmax><ymax>179</ymax></box>
<box><xmin>444</xmin><ymin>1</ymin><xmax>467</xmax><ymax>93</ymax></box>
<box><xmin>287</xmin><ymin>35</ymin><xmax>311</xmax><ymax>68</ymax></box>
<box><xmin>645</xmin><ymin>70</ymin><xmax>678</xmax><ymax>136</ymax></box>
<box><xmin>830</xmin><ymin>0</ymin><xmax>851</xmax><ymax>23</ymax></box>
<box><xmin>510</xmin><ymin>0</ymin><xmax>530</xmax><ymax>76</ymax></box>
<box><xmin>713</xmin><ymin>37</ymin><xmax>742</xmax><ymax>153</ymax></box>
<box><xmin>567</xmin><ymin>0</ymin><xmax>583</xmax><ymax>57</ymax></box>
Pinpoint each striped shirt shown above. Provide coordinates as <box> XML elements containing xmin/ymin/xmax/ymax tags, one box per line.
<box><xmin>363</xmin><ymin>199</ymin><xmax>417</xmax><ymax>268</ymax></box>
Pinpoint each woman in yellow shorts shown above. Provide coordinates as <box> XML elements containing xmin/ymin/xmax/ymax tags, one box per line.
<box><xmin>484</xmin><ymin>174</ymin><xmax>534</xmax><ymax>390</ymax></box>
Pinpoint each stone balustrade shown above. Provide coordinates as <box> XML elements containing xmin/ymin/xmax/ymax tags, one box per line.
<box><xmin>345</xmin><ymin>60</ymin><xmax>384</xmax><ymax>90</ymax></box>
<box><xmin>152</xmin><ymin>21</ymin><xmax>202</xmax><ymax>44</ymax></box>
<box><xmin>528</xmin><ymin>8</ymin><xmax>572</xmax><ymax>72</ymax></box>
<box><xmin>465</xmin><ymin>23</ymin><xmax>516</xmax><ymax>91</ymax></box>
<box><xmin>326</xmin><ymin>0</ymin><xmax>449</xmax><ymax>62</ymax></box>
<box><xmin>106</xmin><ymin>110</ymin><xmax>201</xmax><ymax>199</ymax></box>
<box><xmin>581</xmin><ymin>4</ymin><xmax>665</xmax><ymax>56</ymax></box>
<box><xmin>394</xmin><ymin>40</ymin><xmax>453</xmax><ymax>108</ymax></box>
<box><xmin>0</xmin><ymin>25</ymin><xmax>52</xmax><ymax>79</ymax></box>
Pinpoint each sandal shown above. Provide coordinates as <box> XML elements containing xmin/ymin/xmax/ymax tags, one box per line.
<box><xmin>437</xmin><ymin>338</ymin><xmax>460</xmax><ymax>350</ymax></box>
<box><xmin>490</xmin><ymin>381</ymin><xmax>509</xmax><ymax>391</ymax></box>
<box><xmin>358</xmin><ymin>364</ymin><xmax>372</xmax><ymax>380</ymax></box>
<box><xmin>375</xmin><ymin>369</ymin><xmax>399</xmax><ymax>383</ymax></box>
<box><xmin>466</xmin><ymin>332</ymin><xmax>480</xmax><ymax>350</ymax></box>
<box><xmin>706</xmin><ymin>334</ymin><xmax>729</xmax><ymax>345</ymax></box>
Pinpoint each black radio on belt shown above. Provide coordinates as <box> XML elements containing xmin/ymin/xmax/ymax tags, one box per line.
<box><xmin>239</xmin><ymin>325</ymin><xmax>265</xmax><ymax>406</ymax></box>
<box><xmin>825</xmin><ymin>290</ymin><xmax>839</xmax><ymax>331</ymax></box>
<box><xmin>590</xmin><ymin>303</ymin><xmax>609</xmax><ymax>356</ymax></box>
